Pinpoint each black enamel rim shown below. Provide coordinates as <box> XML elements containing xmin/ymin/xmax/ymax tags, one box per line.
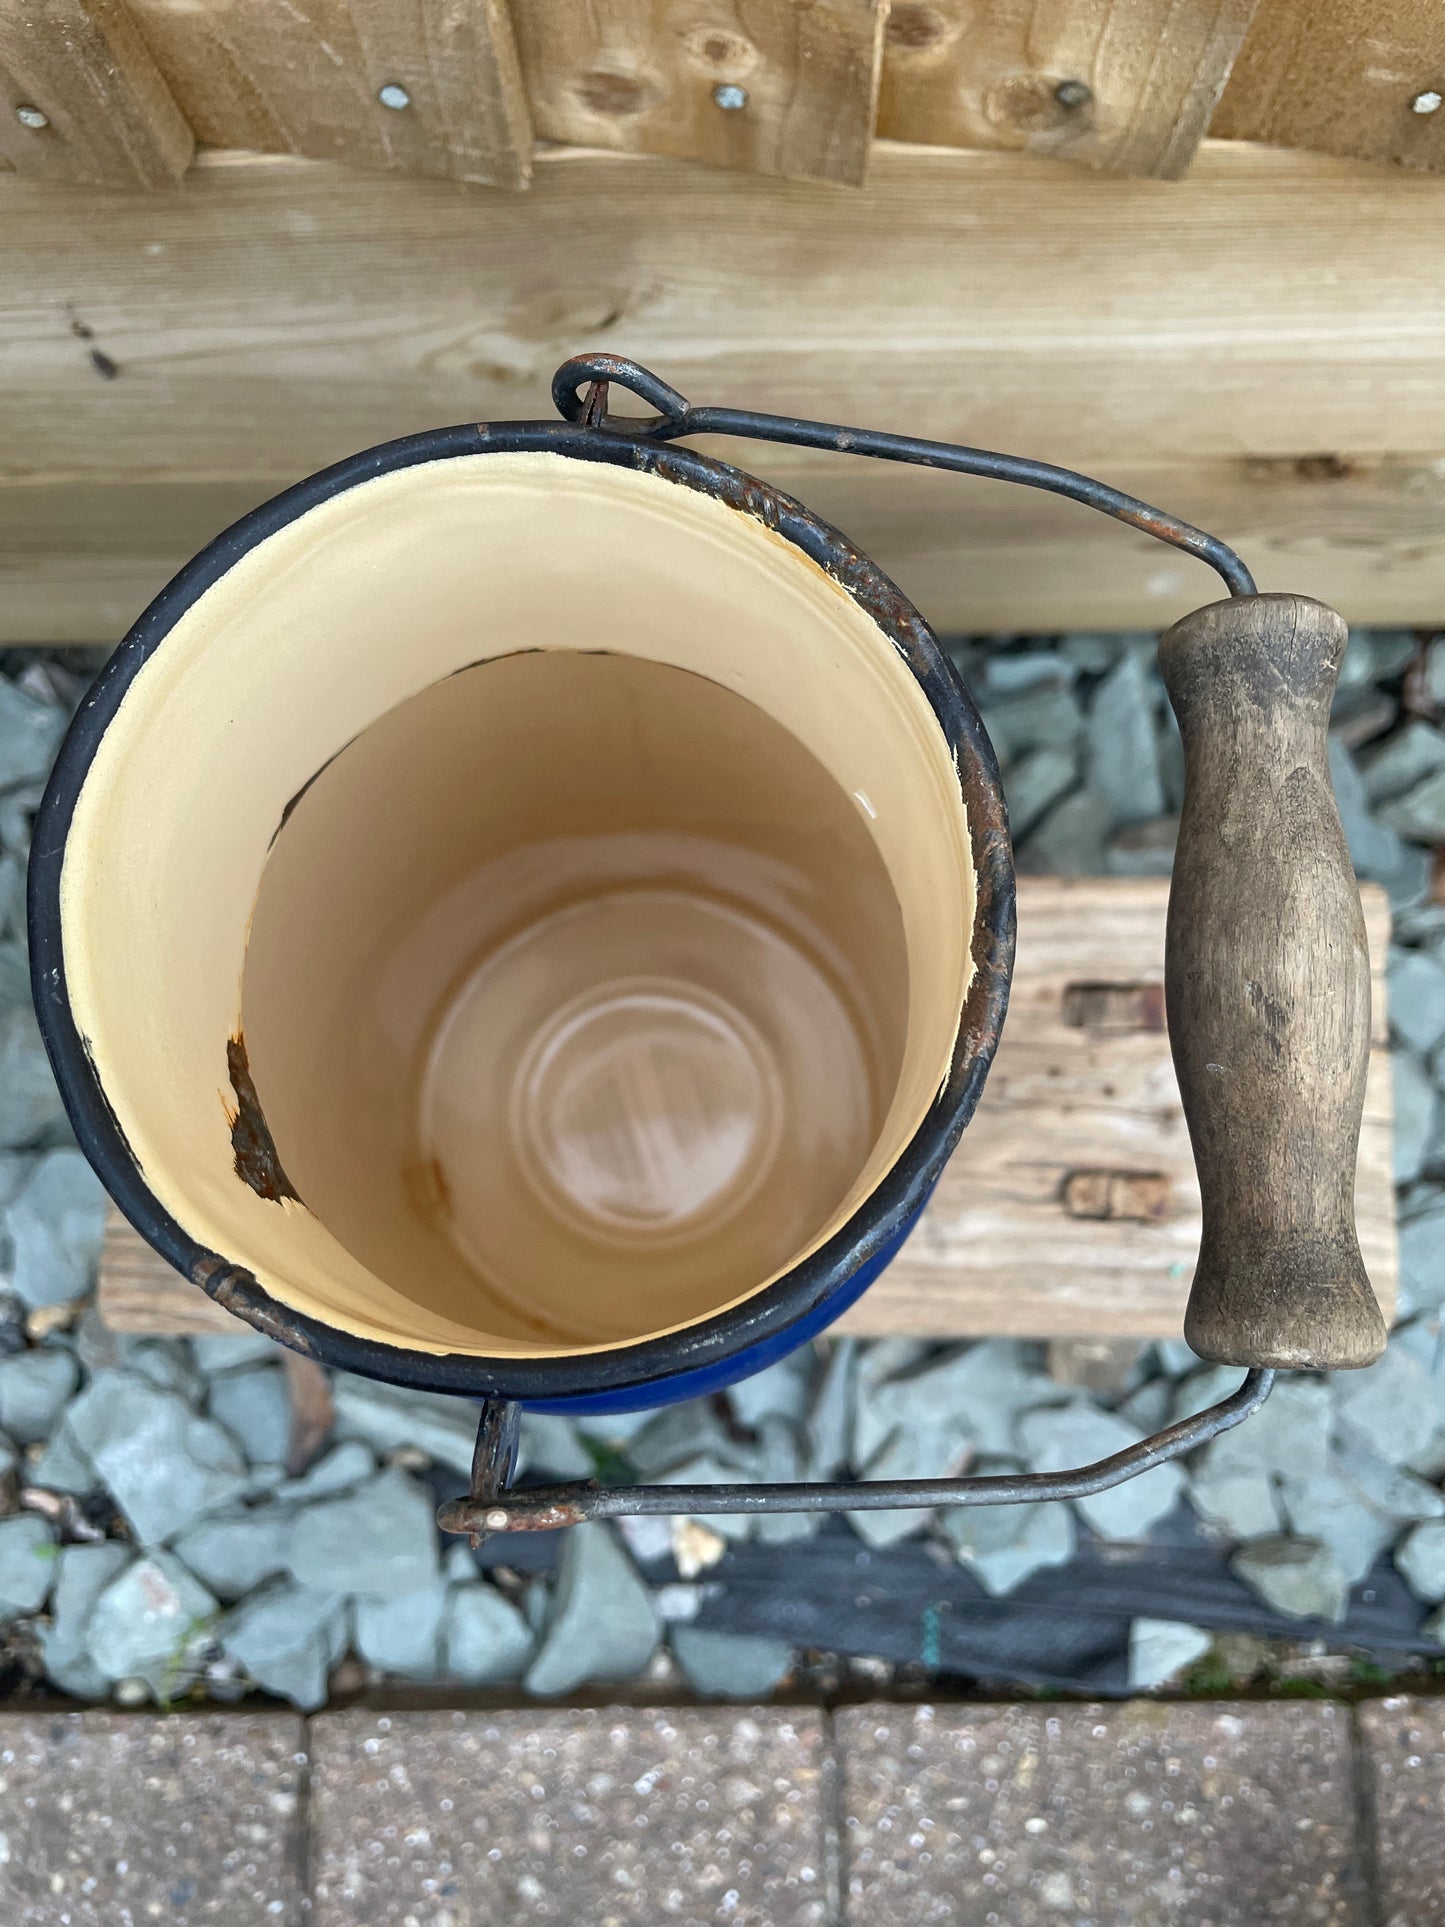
<box><xmin>29</xmin><ymin>421</ymin><xmax>1016</xmax><ymax>1399</ymax></box>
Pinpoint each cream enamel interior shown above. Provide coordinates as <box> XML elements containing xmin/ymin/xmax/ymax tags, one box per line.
<box><xmin>60</xmin><ymin>451</ymin><xmax>976</xmax><ymax>1358</ymax></box>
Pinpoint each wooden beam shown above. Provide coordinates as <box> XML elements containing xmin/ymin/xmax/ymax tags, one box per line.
<box><xmin>0</xmin><ymin>0</ymin><xmax>193</xmax><ymax>187</ymax></box>
<box><xmin>878</xmin><ymin>0</ymin><xmax>1258</xmax><ymax>179</ymax></box>
<box><xmin>510</xmin><ymin>0</ymin><xmax>886</xmax><ymax>185</ymax></box>
<box><xmin>4</xmin><ymin>142</ymin><xmax>1445</xmax><ymax>638</ymax></box>
<box><xmin>96</xmin><ymin>878</ymin><xmax>1397</xmax><ymax>1344</ymax></box>
<box><xmin>124</xmin><ymin>0</ymin><xmax>532</xmax><ymax>188</ymax></box>
<box><xmin>1214</xmin><ymin>0</ymin><xmax>1445</xmax><ymax>174</ymax></box>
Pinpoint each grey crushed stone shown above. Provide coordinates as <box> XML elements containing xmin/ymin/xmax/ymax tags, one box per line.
<box><xmin>353</xmin><ymin>1580</ymin><xmax>448</xmax><ymax>1680</ymax></box>
<box><xmin>0</xmin><ymin>1345</ymin><xmax>78</xmax><ymax>1442</ymax></box>
<box><xmin>670</xmin><ymin>1627</ymin><xmax>795</xmax><ymax>1698</ymax></box>
<box><xmin>1086</xmin><ymin>648</ymin><xmax>1165</xmax><ymax>825</ymax></box>
<box><xmin>272</xmin><ymin>1437</ymin><xmax>375</xmax><ymax>1503</ymax></box>
<box><xmin>941</xmin><ymin>1473</ymin><xmax>1077</xmax><ymax>1596</ymax></box>
<box><xmin>63</xmin><ymin>1370</ymin><xmax>249</xmax><ymax>1546</ymax></box>
<box><xmin>4</xmin><ymin>1148</ymin><xmax>105</xmax><ymax>1301</ymax></box>
<box><xmin>206</xmin><ymin>1361</ymin><xmax>292</xmax><ymax>1466</ymax></box>
<box><xmin>0</xmin><ymin>1514</ymin><xmax>56</xmax><ymax>1618</ymax></box>
<box><xmin>285</xmin><ymin>1464</ymin><xmax>439</xmax><ymax>1599</ymax></box>
<box><xmin>440</xmin><ymin>1582</ymin><xmax>535</xmax><ymax>1684</ymax></box>
<box><xmin>172</xmin><ymin>1508</ymin><xmax>292</xmax><ymax>1602</ymax></box>
<box><xmin>329</xmin><ymin>1371</ymin><xmax>479</xmax><ymax>1477</ymax></box>
<box><xmin>83</xmin><ymin>1552</ymin><xmax>218</xmax><ymax>1699</ymax></box>
<box><xmin>221</xmin><ymin>1581</ymin><xmax>349</xmax><ymax>1711</ymax></box>
<box><xmin>1394</xmin><ymin>1519</ymin><xmax>1445</xmax><ymax>1602</ymax></box>
<box><xmin>525</xmin><ymin>1522</ymin><xmax>660</xmax><ymax>1698</ymax></box>
<box><xmin>1018</xmin><ymin>1400</ymin><xmax>1184</xmax><ymax>1539</ymax></box>
<box><xmin>1277</xmin><ymin>1469</ymin><xmax>1398</xmax><ymax>1584</ymax></box>
<box><xmin>1126</xmin><ymin>1616</ymin><xmax>1213</xmax><ymax>1690</ymax></box>
<box><xmin>1232</xmin><ymin>1536</ymin><xmax>1349</xmax><ymax>1623</ymax></box>
<box><xmin>36</xmin><ymin>1542</ymin><xmax>131</xmax><ymax>1699</ymax></box>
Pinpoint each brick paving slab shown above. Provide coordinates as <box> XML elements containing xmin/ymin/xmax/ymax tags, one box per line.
<box><xmin>838</xmin><ymin>1700</ymin><xmax>1365</xmax><ymax>1924</ymax></box>
<box><xmin>1358</xmin><ymin>1695</ymin><xmax>1445</xmax><ymax>1925</ymax></box>
<box><xmin>309</xmin><ymin>1705</ymin><xmax>829</xmax><ymax>1927</ymax></box>
<box><xmin>0</xmin><ymin>1711</ymin><xmax>307</xmax><ymax>1925</ymax></box>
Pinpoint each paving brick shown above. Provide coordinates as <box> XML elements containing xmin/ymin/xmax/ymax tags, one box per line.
<box><xmin>1358</xmin><ymin>1694</ymin><xmax>1445</xmax><ymax>1925</ymax></box>
<box><xmin>309</xmin><ymin>1705</ymin><xmax>829</xmax><ymax>1926</ymax></box>
<box><xmin>838</xmin><ymin>1700</ymin><xmax>1364</xmax><ymax>1924</ymax></box>
<box><xmin>0</xmin><ymin>1710</ymin><xmax>306</xmax><ymax>1925</ymax></box>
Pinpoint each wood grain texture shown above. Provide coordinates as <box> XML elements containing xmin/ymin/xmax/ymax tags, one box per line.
<box><xmin>511</xmin><ymin>0</ymin><xmax>886</xmax><ymax>184</ymax></box>
<box><xmin>0</xmin><ymin>0</ymin><xmax>193</xmax><ymax>186</ymax></box>
<box><xmin>1214</xmin><ymin>0</ymin><xmax>1445</xmax><ymax>174</ymax></box>
<box><xmin>878</xmin><ymin>0</ymin><xmax>1257</xmax><ymax>179</ymax></box>
<box><xmin>5</xmin><ymin>140</ymin><xmax>1445</xmax><ymax>637</ymax></box>
<box><xmin>97</xmin><ymin>878</ymin><xmax>1397</xmax><ymax>1344</ymax></box>
<box><xmin>1161</xmin><ymin>594</ymin><xmax>1385</xmax><ymax>1369</ymax></box>
<box><xmin>126</xmin><ymin>0</ymin><xmax>532</xmax><ymax>187</ymax></box>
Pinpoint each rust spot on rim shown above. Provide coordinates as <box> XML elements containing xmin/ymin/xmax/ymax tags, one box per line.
<box><xmin>226</xmin><ymin>1033</ymin><xmax>300</xmax><ymax>1205</ymax></box>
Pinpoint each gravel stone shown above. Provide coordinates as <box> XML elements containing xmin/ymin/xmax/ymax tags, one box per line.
<box><xmin>980</xmin><ymin>684</ymin><xmax>1082</xmax><ymax>760</ymax></box>
<box><xmin>1087</xmin><ymin>649</ymin><xmax>1165</xmax><ymax>825</ymax></box>
<box><xmin>839</xmin><ymin>1700</ymin><xmax>1360</xmax><ymax>1923</ymax></box>
<box><xmin>1127</xmin><ymin>1616</ymin><xmax>1212</xmax><ymax>1689</ymax></box>
<box><xmin>221</xmin><ymin>1580</ymin><xmax>349</xmax><ymax>1710</ymax></box>
<box><xmin>1333</xmin><ymin>1429</ymin><xmax>1445</xmax><ymax>1521</ymax></box>
<box><xmin>628</xmin><ymin>1401</ymin><xmax>747</xmax><ymax>1477</ymax></box>
<box><xmin>1364</xmin><ymin>720</ymin><xmax>1445</xmax><ymax>803</ymax></box>
<box><xmin>1392</xmin><ymin>1050</ymin><xmax>1440</xmax><ymax>1185</ymax></box>
<box><xmin>354</xmin><ymin>1580</ymin><xmax>447</xmax><ymax>1680</ymax></box>
<box><xmin>0</xmin><ymin>1345</ymin><xmax>77</xmax><ymax>1442</ymax></box>
<box><xmin>1379</xmin><ymin>766</ymin><xmax>1445</xmax><ymax>842</ymax></box>
<box><xmin>63</xmin><ymin>1370</ymin><xmax>249</xmax><ymax>1545</ymax></box>
<box><xmin>1395</xmin><ymin>1519</ymin><xmax>1445</xmax><ymax>1602</ymax></box>
<box><xmin>1015</xmin><ymin>788</ymin><xmax>1112</xmax><ymax>875</ymax></box>
<box><xmin>1335</xmin><ymin>1341</ymin><xmax>1438</xmax><ymax>1465</ymax></box>
<box><xmin>1232</xmin><ymin>1536</ymin><xmax>1349</xmax><ymax>1622</ymax></box>
<box><xmin>29</xmin><ymin>1413</ymin><xmax>97</xmax><ymax>1495</ymax></box>
<box><xmin>1018</xmin><ymin>1400</ymin><xmax>1184</xmax><ymax>1538</ymax></box>
<box><xmin>727</xmin><ymin>1354</ymin><xmax>811</xmax><ymax>1429</ymax></box>
<box><xmin>0</xmin><ymin>1710</ymin><xmax>305</xmax><ymax>1925</ymax></box>
<box><xmin>847</xmin><ymin>1420</ymin><xmax>971</xmax><ymax>1549</ymax></box>
<box><xmin>330</xmin><ymin>1371</ymin><xmax>479</xmax><ymax>1477</ymax></box>
<box><xmin>1202</xmin><ymin>1374</ymin><xmax>1333</xmax><ymax>1478</ymax></box>
<box><xmin>441</xmin><ymin>1582</ymin><xmax>535</xmax><ymax>1684</ymax></box>
<box><xmin>272</xmin><ymin>1438</ymin><xmax>375</xmax><ymax>1503</ymax></box>
<box><xmin>310</xmin><ymin>1705</ymin><xmax>828</xmax><ymax>1926</ymax></box>
<box><xmin>518</xmin><ymin>1411</ymin><xmax>594</xmax><ymax>1480</ymax></box>
<box><xmin>36</xmin><ymin>1541</ymin><xmax>130</xmax><ymax>1698</ymax></box>
<box><xmin>1170</xmin><ymin>1363</ymin><xmax>1248</xmax><ymax>1425</ymax></box>
<box><xmin>1399</xmin><ymin>1197</ymin><xmax>1445</xmax><ymax>1313</ymax></box>
<box><xmin>84</xmin><ymin>1552</ymin><xmax>218</xmax><ymax>1698</ymax></box>
<box><xmin>189</xmin><ymin>1329</ymin><xmax>282</xmax><ymax>1372</ymax></box>
<box><xmin>286</xmin><ymin>1464</ymin><xmax>440</xmax><ymax>1599</ymax></box>
<box><xmin>941</xmin><ymin>1472</ymin><xmax>1076</xmax><ymax>1595</ymax></box>
<box><xmin>206</xmin><ymin>1362</ymin><xmax>291</xmax><ymax>1466</ymax></box>
<box><xmin>0</xmin><ymin>674</ymin><xmax>66</xmax><ymax>787</ymax></box>
<box><xmin>172</xmin><ymin>1508</ymin><xmax>292</xmax><ymax>1601</ymax></box>
<box><xmin>1186</xmin><ymin>1458</ymin><xmax>1284</xmax><ymax>1541</ymax></box>
<box><xmin>852</xmin><ymin>1338</ymin><xmax>1061</xmax><ymax>1466</ymax></box>
<box><xmin>1005</xmin><ymin>746</ymin><xmax>1078</xmax><ymax>839</ymax></box>
<box><xmin>983</xmin><ymin>649</ymin><xmax>1070</xmax><ymax>694</ymax></box>
<box><xmin>122</xmin><ymin>1338</ymin><xmax>204</xmax><ymax>1405</ymax></box>
<box><xmin>1388</xmin><ymin>946</ymin><xmax>1445</xmax><ymax>1058</ymax></box>
<box><xmin>0</xmin><ymin>1513</ymin><xmax>55</xmax><ymax>1617</ymax></box>
<box><xmin>1104</xmin><ymin>813</ymin><xmax>1178</xmax><ymax>876</ymax></box>
<box><xmin>754</xmin><ymin>1417</ymin><xmax>818</xmax><ymax>1544</ymax></box>
<box><xmin>671</xmin><ymin>1627</ymin><xmax>794</xmax><ymax>1698</ymax></box>
<box><xmin>1277</xmin><ymin>1470</ymin><xmax>1397</xmax><ymax>1583</ymax></box>
<box><xmin>4</xmin><ymin>1150</ymin><xmax>108</xmax><ymax>1304</ymax></box>
<box><xmin>804</xmin><ymin>1337</ymin><xmax>854</xmax><ymax>1478</ymax></box>
<box><xmin>524</xmin><ymin>1522</ymin><xmax>660</xmax><ymax>1697</ymax></box>
<box><xmin>1330</xmin><ymin>735</ymin><xmax>1411</xmax><ymax>884</ymax></box>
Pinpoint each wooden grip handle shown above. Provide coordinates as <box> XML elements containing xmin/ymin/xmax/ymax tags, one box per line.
<box><xmin>1159</xmin><ymin>593</ymin><xmax>1385</xmax><ymax>1370</ymax></box>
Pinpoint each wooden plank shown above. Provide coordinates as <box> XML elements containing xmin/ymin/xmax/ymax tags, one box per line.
<box><xmin>1213</xmin><ymin>1</ymin><xmax>1445</xmax><ymax>174</ymax></box>
<box><xmin>4</xmin><ymin>141</ymin><xmax>1445</xmax><ymax>638</ymax></box>
<box><xmin>125</xmin><ymin>0</ymin><xmax>532</xmax><ymax>188</ymax></box>
<box><xmin>0</xmin><ymin>0</ymin><xmax>193</xmax><ymax>186</ymax></box>
<box><xmin>511</xmin><ymin>0</ymin><xmax>886</xmax><ymax>185</ymax></box>
<box><xmin>97</xmin><ymin>879</ymin><xmax>1397</xmax><ymax>1345</ymax></box>
<box><xmin>878</xmin><ymin>0</ymin><xmax>1258</xmax><ymax>179</ymax></box>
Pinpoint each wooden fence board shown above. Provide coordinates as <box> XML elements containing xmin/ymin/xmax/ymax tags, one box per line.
<box><xmin>3</xmin><ymin>142</ymin><xmax>1445</xmax><ymax>637</ymax></box>
<box><xmin>0</xmin><ymin>0</ymin><xmax>193</xmax><ymax>186</ymax></box>
<box><xmin>96</xmin><ymin>879</ymin><xmax>1397</xmax><ymax>1345</ymax></box>
<box><xmin>126</xmin><ymin>0</ymin><xmax>532</xmax><ymax>187</ymax></box>
<box><xmin>878</xmin><ymin>0</ymin><xmax>1257</xmax><ymax>179</ymax></box>
<box><xmin>1214</xmin><ymin>0</ymin><xmax>1445</xmax><ymax>174</ymax></box>
<box><xmin>511</xmin><ymin>0</ymin><xmax>886</xmax><ymax>184</ymax></box>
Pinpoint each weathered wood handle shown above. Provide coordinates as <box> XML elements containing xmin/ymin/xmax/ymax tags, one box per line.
<box><xmin>1159</xmin><ymin>593</ymin><xmax>1385</xmax><ymax>1369</ymax></box>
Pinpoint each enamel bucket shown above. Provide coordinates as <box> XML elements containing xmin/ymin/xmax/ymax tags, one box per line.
<box><xmin>29</xmin><ymin>420</ymin><xmax>1014</xmax><ymax>1415</ymax></box>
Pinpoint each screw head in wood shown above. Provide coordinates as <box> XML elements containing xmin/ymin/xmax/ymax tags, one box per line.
<box><xmin>1412</xmin><ymin>89</ymin><xmax>1443</xmax><ymax>115</ymax></box>
<box><xmin>377</xmin><ymin>83</ymin><xmax>412</xmax><ymax>111</ymax></box>
<box><xmin>14</xmin><ymin>105</ymin><xmax>49</xmax><ymax>130</ymax></box>
<box><xmin>1055</xmin><ymin>79</ymin><xmax>1093</xmax><ymax>110</ymax></box>
<box><xmin>713</xmin><ymin>84</ymin><xmax>748</xmax><ymax>111</ymax></box>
